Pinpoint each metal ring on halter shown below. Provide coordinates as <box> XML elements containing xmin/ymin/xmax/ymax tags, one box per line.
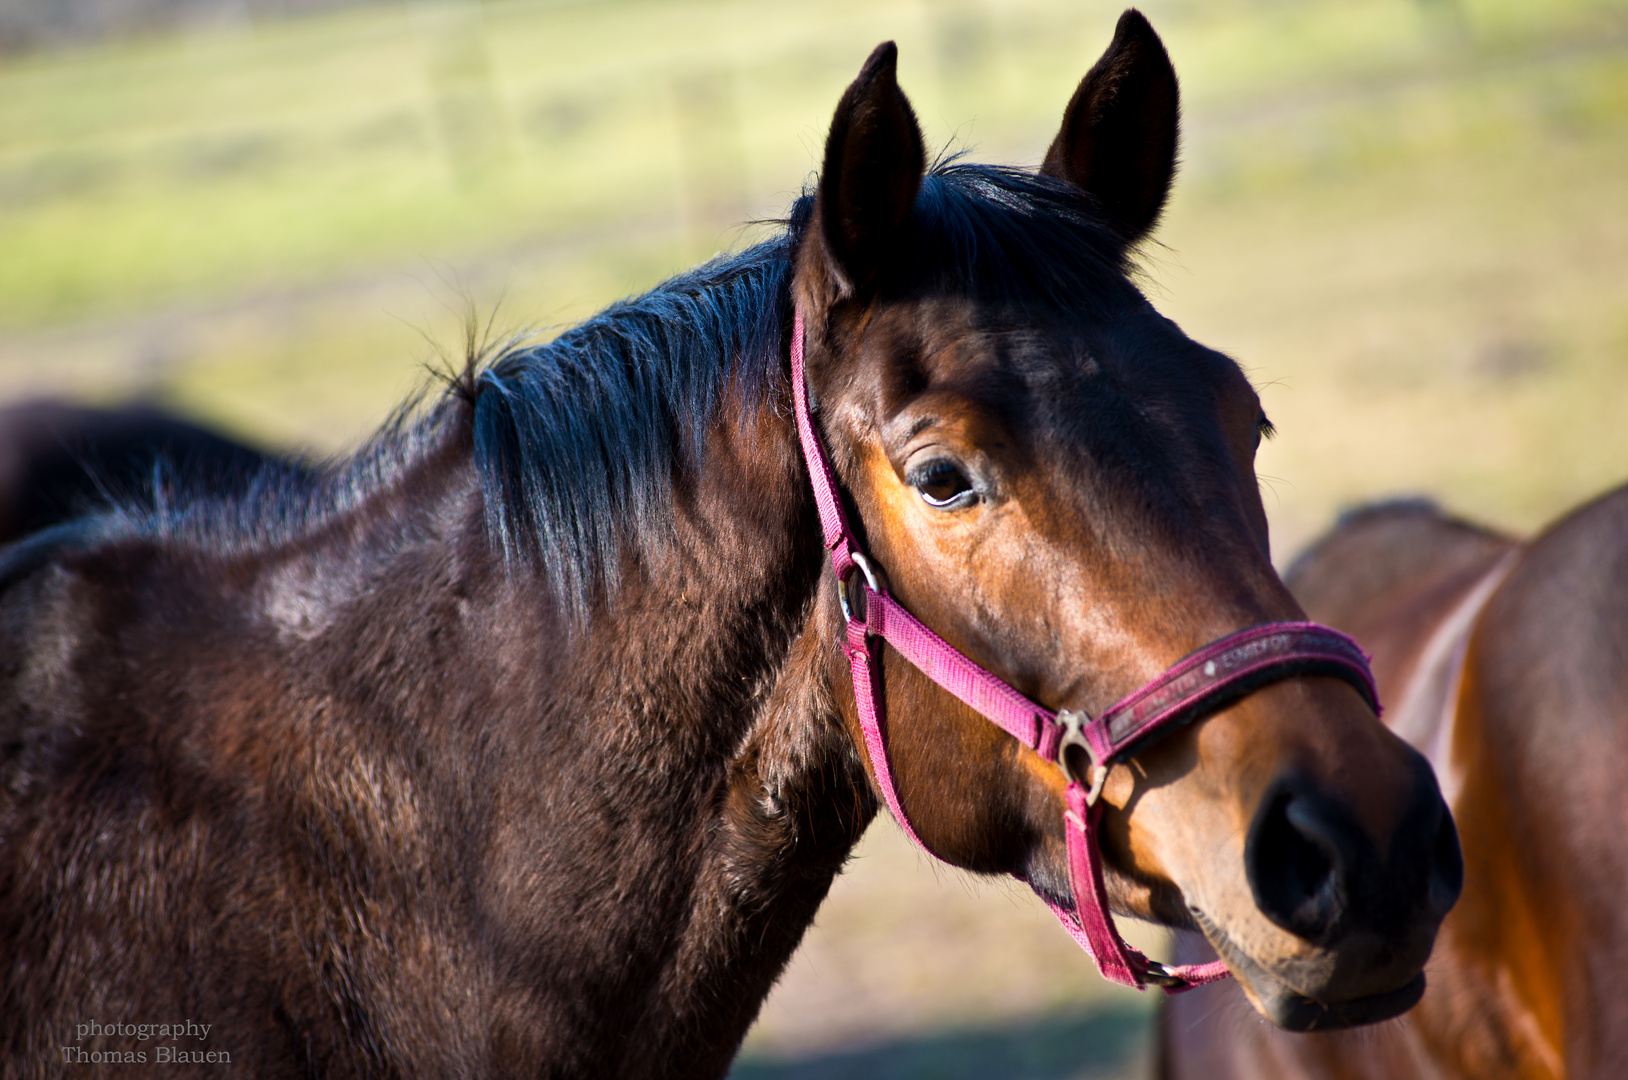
<box><xmin>1056</xmin><ymin>710</ymin><xmax>1108</xmax><ymax>806</ymax></box>
<box><xmin>1139</xmin><ymin>960</ymin><xmax>1186</xmax><ymax>989</ymax></box>
<box><xmin>837</xmin><ymin>550</ymin><xmax>883</xmax><ymax>625</ymax></box>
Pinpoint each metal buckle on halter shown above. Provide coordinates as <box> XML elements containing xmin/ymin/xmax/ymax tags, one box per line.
<box><xmin>1056</xmin><ymin>709</ymin><xmax>1109</xmax><ymax>807</ymax></box>
<box><xmin>837</xmin><ymin>550</ymin><xmax>882</xmax><ymax>626</ymax></box>
<box><xmin>1138</xmin><ymin>960</ymin><xmax>1186</xmax><ymax>989</ymax></box>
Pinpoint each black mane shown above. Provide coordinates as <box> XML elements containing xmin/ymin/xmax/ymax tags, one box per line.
<box><xmin>42</xmin><ymin>164</ymin><xmax>1134</xmax><ymax>617</ymax></box>
<box><xmin>471</xmin><ymin>161</ymin><xmax>1132</xmax><ymax>611</ymax></box>
<box><xmin>472</xmin><ymin>222</ymin><xmax>800</xmax><ymax>606</ymax></box>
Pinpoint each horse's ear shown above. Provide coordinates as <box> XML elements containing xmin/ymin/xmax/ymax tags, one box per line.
<box><xmin>816</xmin><ymin>41</ymin><xmax>926</xmax><ymax>293</ymax></box>
<box><xmin>1041</xmin><ymin>9</ymin><xmax>1179</xmax><ymax>245</ymax></box>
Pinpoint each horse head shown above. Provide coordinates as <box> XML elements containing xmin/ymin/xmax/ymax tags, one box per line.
<box><xmin>793</xmin><ymin>10</ymin><xmax>1463</xmax><ymax>1031</ymax></box>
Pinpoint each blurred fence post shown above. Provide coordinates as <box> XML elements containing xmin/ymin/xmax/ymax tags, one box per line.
<box><xmin>933</xmin><ymin>0</ymin><xmax>994</xmax><ymax>116</ymax></box>
<box><xmin>1415</xmin><ymin>0</ymin><xmax>1470</xmax><ymax>47</ymax></box>
<box><xmin>409</xmin><ymin>0</ymin><xmax>508</xmax><ymax>185</ymax></box>
<box><xmin>670</xmin><ymin>64</ymin><xmax>749</xmax><ymax>262</ymax></box>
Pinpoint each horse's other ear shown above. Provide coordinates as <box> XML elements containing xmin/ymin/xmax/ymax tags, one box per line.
<box><xmin>1041</xmin><ymin>9</ymin><xmax>1179</xmax><ymax>245</ymax></box>
<box><xmin>816</xmin><ymin>41</ymin><xmax>926</xmax><ymax>294</ymax></box>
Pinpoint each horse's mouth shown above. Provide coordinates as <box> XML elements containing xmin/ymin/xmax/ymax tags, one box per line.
<box><xmin>1245</xmin><ymin>969</ymin><xmax>1426</xmax><ymax>1032</ymax></box>
<box><xmin>1192</xmin><ymin>909</ymin><xmax>1427</xmax><ymax>1032</ymax></box>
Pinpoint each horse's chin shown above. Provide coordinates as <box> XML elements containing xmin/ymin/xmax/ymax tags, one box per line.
<box><xmin>1195</xmin><ymin>912</ymin><xmax>1428</xmax><ymax>1032</ymax></box>
<box><xmin>1234</xmin><ymin>963</ymin><xmax>1426</xmax><ymax>1032</ymax></box>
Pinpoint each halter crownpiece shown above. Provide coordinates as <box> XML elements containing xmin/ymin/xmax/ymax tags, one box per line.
<box><xmin>789</xmin><ymin>309</ymin><xmax>1380</xmax><ymax>993</ymax></box>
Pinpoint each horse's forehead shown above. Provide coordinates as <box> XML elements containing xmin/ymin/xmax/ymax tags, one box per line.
<box><xmin>861</xmin><ymin>301</ymin><xmax>1258</xmax><ymax>540</ymax></box>
<box><xmin>1081</xmin><ymin>304</ymin><xmax>1238</xmax><ymax>379</ymax></box>
<box><xmin>863</xmin><ymin>298</ymin><xmax>1239</xmax><ymax>423</ymax></box>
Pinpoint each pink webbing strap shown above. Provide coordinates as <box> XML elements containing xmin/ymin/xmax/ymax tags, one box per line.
<box><xmin>864</xmin><ymin>590</ymin><xmax>1062</xmax><ymax>758</ymax></box>
<box><xmin>1082</xmin><ymin>623</ymin><xmax>1379</xmax><ymax>768</ymax></box>
<box><xmin>790</xmin><ymin>314</ymin><xmax>1059</xmax><ymax>755</ymax></box>
<box><xmin>790</xmin><ymin>315</ymin><xmax>861</xmax><ymax>583</ymax></box>
<box><xmin>790</xmin><ymin>309</ymin><xmax>1375</xmax><ymax>992</ymax></box>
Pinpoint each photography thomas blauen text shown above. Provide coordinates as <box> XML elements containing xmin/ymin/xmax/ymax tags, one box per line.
<box><xmin>61</xmin><ymin>1020</ymin><xmax>227</xmax><ymax>1065</ymax></box>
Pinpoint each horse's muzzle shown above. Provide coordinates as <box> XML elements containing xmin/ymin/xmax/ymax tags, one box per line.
<box><xmin>1214</xmin><ymin>749</ymin><xmax>1464</xmax><ymax>1030</ymax></box>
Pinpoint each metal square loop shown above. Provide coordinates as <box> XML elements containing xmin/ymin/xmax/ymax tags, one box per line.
<box><xmin>837</xmin><ymin>550</ymin><xmax>882</xmax><ymax>626</ymax></box>
<box><xmin>1057</xmin><ymin>709</ymin><xmax>1108</xmax><ymax>805</ymax></box>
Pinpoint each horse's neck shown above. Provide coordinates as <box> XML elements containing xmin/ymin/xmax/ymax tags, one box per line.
<box><xmin>306</xmin><ymin>394</ymin><xmax>868</xmax><ymax>1075</ymax></box>
<box><xmin>625</xmin><ymin>624</ymin><xmax>873</xmax><ymax>1076</ymax></box>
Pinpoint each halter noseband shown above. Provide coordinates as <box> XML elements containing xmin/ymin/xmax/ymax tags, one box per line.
<box><xmin>790</xmin><ymin>310</ymin><xmax>1380</xmax><ymax>993</ymax></box>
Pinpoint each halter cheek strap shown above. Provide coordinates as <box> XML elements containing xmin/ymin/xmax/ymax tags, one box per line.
<box><xmin>790</xmin><ymin>309</ymin><xmax>1380</xmax><ymax>993</ymax></box>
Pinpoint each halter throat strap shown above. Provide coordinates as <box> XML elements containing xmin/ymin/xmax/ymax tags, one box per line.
<box><xmin>789</xmin><ymin>309</ymin><xmax>1378</xmax><ymax>993</ymax></box>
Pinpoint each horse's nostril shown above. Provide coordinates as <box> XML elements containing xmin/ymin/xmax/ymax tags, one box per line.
<box><xmin>1246</xmin><ymin>788</ymin><xmax>1353</xmax><ymax>944</ymax></box>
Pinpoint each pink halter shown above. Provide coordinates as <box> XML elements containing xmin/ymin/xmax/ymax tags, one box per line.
<box><xmin>790</xmin><ymin>309</ymin><xmax>1380</xmax><ymax>993</ymax></box>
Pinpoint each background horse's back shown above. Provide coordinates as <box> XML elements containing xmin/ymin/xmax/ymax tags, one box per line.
<box><xmin>0</xmin><ymin>399</ymin><xmax>300</xmax><ymax>544</ymax></box>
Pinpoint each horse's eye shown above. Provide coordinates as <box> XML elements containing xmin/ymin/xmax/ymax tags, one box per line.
<box><xmin>908</xmin><ymin>460</ymin><xmax>978</xmax><ymax>509</ymax></box>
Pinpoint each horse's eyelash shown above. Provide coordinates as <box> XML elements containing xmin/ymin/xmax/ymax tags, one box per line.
<box><xmin>1257</xmin><ymin>416</ymin><xmax>1277</xmax><ymax>440</ymax></box>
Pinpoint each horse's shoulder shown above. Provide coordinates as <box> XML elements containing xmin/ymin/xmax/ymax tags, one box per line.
<box><xmin>1512</xmin><ymin>480</ymin><xmax>1628</xmax><ymax>589</ymax></box>
<box><xmin>1480</xmin><ymin>481</ymin><xmax>1628</xmax><ymax>699</ymax></box>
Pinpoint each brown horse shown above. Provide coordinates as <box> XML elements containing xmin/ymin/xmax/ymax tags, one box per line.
<box><xmin>1</xmin><ymin>13</ymin><xmax>1459</xmax><ymax>1078</ymax></box>
<box><xmin>1159</xmin><ymin>491</ymin><xmax>1628</xmax><ymax>1078</ymax></box>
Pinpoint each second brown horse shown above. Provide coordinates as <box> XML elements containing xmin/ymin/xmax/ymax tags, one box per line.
<box><xmin>1159</xmin><ymin>488</ymin><xmax>1628</xmax><ymax>1078</ymax></box>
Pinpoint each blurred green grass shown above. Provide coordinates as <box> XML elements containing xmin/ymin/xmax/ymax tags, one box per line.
<box><xmin>3</xmin><ymin>0</ymin><xmax>1628</xmax><ymax>1068</ymax></box>
<box><xmin>1</xmin><ymin>0</ymin><xmax>1622</xmax><ymax>331</ymax></box>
